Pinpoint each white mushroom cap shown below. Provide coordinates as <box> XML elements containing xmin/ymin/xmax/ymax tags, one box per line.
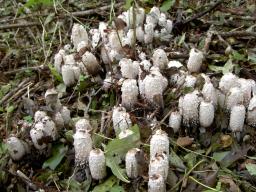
<box><xmin>187</xmin><ymin>48</ymin><xmax>204</xmax><ymax>73</ymax></box>
<box><xmin>136</xmin><ymin>26</ymin><xmax>144</xmax><ymax>43</ymax></box>
<box><xmin>81</xmin><ymin>51</ymin><xmax>101</xmax><ymax>76</ymax></box>
<box><xmin>144</xmin><ymin>23</ymin><xmax>154</xmax><ymax>44</ymax></box>
<box><xmin>90</xmin><ymin>29</ymin><xmax>101</xmax><ymax>49</ymax></box>
<box><xmin>166</xmin><ymin>19</ymin><xmax>173</xmax><ymax>33</ymax></box>
<box><xmin>41</xmin><ymin>116</ymin><xmax>58</xmax><ymax>140</ymax></box>
<box><xmin>54</xmin><ymin>49</ymin><xmax>65</xmax><ymax>73</ymax></box>
<box><xmin>119</xmin><ymin>58</ymin><xmax>139</xmax><ymax>79</ymax></box>
<box><xmin>125</xmin><ymin>148</ymin><xmax>141</xmax><ymax>178</ymax></box>
<box><xmin>247</xmin><ymin>96</ymin><xmax>256</xmax><ymax>127</ymax></box>
<box><xmin>202</xmin><ymin>82</ymin><xmax>217</xmax><ymax>106</ymax></box>
<box><xmin>98</xmin><ymin>22</ymin><xmax>108</xmax><ymax>42</ymax></box>
<box><xmin>122</xmin><ymin>29</ymin><xmax>136</xmax><ymax>46</ymax></box>
<box><xmin>148</xmin><ymin>174</ymin><xmax>165</xmax><ymax>192</ymax></box>
<box><xmin>61</xmin><ymin>65</ymin><xmax>77</xmax><ymax>87</ymax></box>
<box><xmin>125</xmin><ymin>7</ymin><xmax>145</xmax><ymax>28</ymax></box>
<box><xmin>30</xmin><ymin>123</ymin><xmax>47</xmax><ymax>150</ymax></box>
<box><xmin>158</xmin><ymin>13</ymin><xmax>167</xmax><ymax>27</ymax></box>
<box><xmin>60</xmin><ymin>106</ymin><xmax>71</xmax><ymax>125</ymax></box>
<box><xmin>182</xmin><ymin>90</ymin><xmax>200</xmax><ymax>127</ymax></box>
<box><xmin>75</xmin><ymin>118</ymin><xmax>92</xmax><ymax>133</ymax></box>
<box><xmin>45</xmin><ymin>88</ymin><xmax>59</xmax><ymax>108</ymax></box>
<box><xmin>71</xmin><ymin>24</ymin><xmax>89</xmax><ymax>49</ymax></box>
<box><xmin>149</xmin><ymin>153</ymin><xmax>169</xmax><ymax>181</ymax></box>
<box><xmin>112</xmin><ymin>106</ymin><xmax>132</xmax><ymax>134</ymax></box>
<box><xmin>225</xmin><ymin>87</ymin><xmax>243</xmax><ymax>111</ymax></box>
<box><xmin>152</xmin><ymin>49</ymin><xmax>168</xmax><ymax>71</ymax></box>
<box><xmin>34</xmin><ymin>111</ymin><xmax>47</xmax><ymax>122</ymax></box>
<box><xmin>229</xmin><ymin>105</ymin><xmax>245</xmax><ymax>133</ymax></box>
<box><xmin>88</xmin><ymin>149</ymin><xmax>107</xmax><ymax>180</ymax></box>
<box><xmin>108</xmin><ymin>30</ymin><xmax>123</xmax><ymax>51</ymax></box>
<box><xmin>121</xmin><ymin>79</ymin><xmax>138</xmax><ymax>109</ymax></box>
<box><xmin>150</xmin><ymin>130</ymin><xmax>169</xmax><ymax>160</ymax></box>
<box><xmin>199</xmin><ymin>101</ymin><xmax>215</xmax><ymax>128</ymax></box>
<box><xmin>238</xmin><ymin>78</ymin><xmax>254</xmax><ymax>106</ymax></box>
<box><xmin>103</xmin><ymin>72</ymin><xmax>114</xmax><ymax>91</ymax></box>
<box><xmin>219</xmin><ymin>73</ymin><xmax>239</xmax><ymax>94</ymax></box>
<box><xmin>167</xmin><ymin>60</ymin><xmax>183</xmax><ymax>69</ymax></box>
<box><xmin>53</xmin><ymin>112</ymin><xmax>64</xmax><ymax>129</ymax></box>
<box><xmin>73</xmin><ymin>131</ymin><xmax>92</xmax><ymax>165</ymax></box>
<box><xmin>217</xmin><ymin>89</ymin><xmax>226</xmax><ymax>107</ymax></box>
<box><xmin>6</xmin><ymin>136</ymin><xmax>27</xmax><ymax>161</ymax></box>
<box><xmin>169</xmin><ymin>111</ymin><xmax>182</xmax><ymax>133</ymax></box>
<box><xmin>64</xmin><ymin>54</ymin><xmax>76</xmax><ymax>65</ymax></box>
<box><xmin>183</xmin><ymin>75</ymin><xmax>197</xmax><ymax>88</ymax></box>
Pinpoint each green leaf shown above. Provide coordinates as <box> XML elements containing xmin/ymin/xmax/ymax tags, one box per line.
<box><xmin>105</xmin><ymin>125</ymin><xmax>140</xmax><ymax>183</ymax></box>
<box><xmin>184</xmin><ymin>153</ymin><xmax>197</xmax><ymax>169</ymax></box>
<box><xmin>106</xmin><ymin>159</ymin><xmax>130</xmax><ymax>183</ymax></box>
<box><xmin>111</xmin><ymin>185</ymin><xmax>125</xmax><ymax>192</ymax></box>
<box><xmin>178</xmin><ymin>33</ymin><xmax>186</xmax><ymax>46</ymax></box>
<box><xmin>248</xmin><ymin>53</ymin><xmax>256</xmax><ymax>64</ymax></box>
<box><xmin>92</xmin><ymin>176</ymin><xmax>118</xmax><ymax>192</ymax></box>
<box><xmin>42</xmin><ymin>143</ymin><xmax>68</xmax><ymax>170</ymax></box>
<box><xmin>169</xmin><ymin>149</ymin><xmax>186</xmax><ymax>170</ymax></box>
<box><xmin>245</xmin><ymin>163</ymin><xmax>256</xmax><ymax>176</ymax></box>
<box><xmin>48</xmin><ymin>64</ymin><xmax>63</xmax><ymax>83</ymax></box>
<box><xmin>212</xmin><ymin>151</ymin><xmax>229</xmax><ymax>162</ymax></box>
<box><xmin>6</xmin><ymin>105</ymin><xmax>15</xmax><ymax>113</ymax></box>
<box><xmin>208</xmin><ymin>58</ymin><xmax>233</xmax><ymax>74</ymax></box>
<box><xmin>124</xmin><ymin>0</ymin><xmax>133</xmax><ymax>10</ymax></box>
<box><xmin>0</xmin><ymin>84</ymin><xmax>11</xmax><ymax>100</ymax></box>
<box><xmin>232</xmin><ymin>51</ymin><xmax>246</xmax><ymax>61</ymax></box>
<box><xmin>23</xmin><ymin>115</ymin><xmax>33</xmax><ymax>123</ymax></box>
<box><xmin>160</xmin><ymin>0</ymin><xmax>175</xmax><ymax>12</ymax></box>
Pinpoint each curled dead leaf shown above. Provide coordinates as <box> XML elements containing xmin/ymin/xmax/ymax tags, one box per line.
<box><xmin>221</xmin><ymin>134</ymin><xmax>233</xmax><ymax>148</ymax></box>
<box><xmin>177</xmin><ymin>136</ymin><xmax>194</xmax><ymax>147</ymax></box>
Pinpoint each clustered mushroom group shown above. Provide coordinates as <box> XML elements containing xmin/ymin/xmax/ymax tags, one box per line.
<box><xmin>5</xmin><ymin>5</ymin><xmax>256</xmax><ymax>191</ymax></box>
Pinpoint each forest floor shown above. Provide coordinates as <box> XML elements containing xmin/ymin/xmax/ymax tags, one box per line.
<box><xmin>1</xmin><ymin>0</ymin><xmax>256</xmax><ymax>191</ymax></box>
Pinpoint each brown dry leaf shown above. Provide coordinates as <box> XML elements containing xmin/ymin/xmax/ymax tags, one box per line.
<box><xmin>221</xmin><ymin>134</ymin><xmax>233</xmax><ymax>148</ymax></box>
<box><xmin>114</xmin><ymin>18</ymin><xmax>127</xmax><ymax>30</ymax></box>
<box><xmin>177</xmin><ymin>136</ymin><xmax>194</xmax><ymax>147</ymax></box>
<box><xmin>220</xmin><ymin>176</ymin><xmax>241</xmax><ymax>192</ymax></box>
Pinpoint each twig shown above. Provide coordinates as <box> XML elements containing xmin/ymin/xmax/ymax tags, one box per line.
<box><xmin>173</xmin><ymin>0</ymin><xmax>224</xmax><ymax>33</ymax></box>
<box><xmin>16</xmin><ymin>170</ymin><xmax>38</xmax><ymax>190</ymax></box>
<box><xmin>183</xmin><ymin>0</ymin><xmax>224</xmax><ymax>25</ymax></box>
<box><xmin>0</xmin><ymin>78</ymin><xmax>31</xmax><ymax>105</ymax></box>
<box><xmin>71</xmin><ymin>2</ymin><xmax>123</xmax><ymax>17</ymax></box>
<box><xmin>171</xmin><ymin>159</ymin><xmax>205</xmax><ymax>190</ymax></box>
<box><xmin>0</xmin><ymin>22</ymin><xmax>40</xmax><ymax>30</ymax></box>
<box><xmin>166</xmin><ymin>52</ymin><xmax>189</xmax><ymax>59</ymax></box>
<box><xmin>189</xmin><ymin>176</ymin><xmax>221</xmax><ymax>192</ymax></box>
<box><xmin>218</xmin><ymin>31</ymin><xmax>256</xmax><ymax>38</ymax></box>
<box><xmin>203</xmin><ymin>27</ymin><xmax>214</xmax><ymax>53</ymax></box>
<box><xmin>3</xmin><ymin>65</ymin><xmax>47</xmax><ymax>75</ymax></box>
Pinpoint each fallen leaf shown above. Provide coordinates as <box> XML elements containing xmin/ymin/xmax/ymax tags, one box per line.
<box><xmin>177</xmin><ymin>136</ymin><xmax>194</xmax><ymax>147</ymax></box>
<box><xmin>220</xmin><ymin>134</ymin><xmax>233</xmax><ymax>148</ymax></box>
<box><xmin>220</xmin><ymin>176</ymin><xmax>241</xmax><ymax>192</ymax></box>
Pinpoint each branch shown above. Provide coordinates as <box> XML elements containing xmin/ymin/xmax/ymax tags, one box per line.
<box><xmin>71</xmin><ymin>2</ymin><xmax>123</xmax><ymax>17</ymax></box>
<box><xmin>218</xmin><ymin>31</ymin><xmax>256</xmax><ymax>38</ymax></box>
<box><xmin>0</xmin><ymin>22</ymin><xmax>40</xmax><ymax>30</ymax></box>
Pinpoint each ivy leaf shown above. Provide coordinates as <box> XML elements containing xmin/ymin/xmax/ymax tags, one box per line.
<box><xmin>160</xmin><ymin>0</ymin><xmax>175</xmax><ymax>12</ymax></box>
<box><xmin>42</xmin><ymin>143</ymin><xmax>68</xmax><ymax>170</ymax></box>
<box><xmin>245</xmin><ymin>163</ymin><xmax>256</xmax><ymax>176</ymax></box>
<box><xmin>105</xmin><ymin>125</ymin><xmax>140</xmax><ymax>183</ymax></box>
